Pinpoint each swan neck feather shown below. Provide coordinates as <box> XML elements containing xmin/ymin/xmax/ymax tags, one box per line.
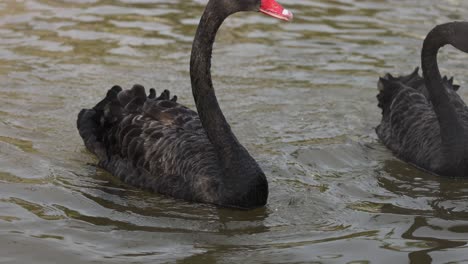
<box><xmin>190</xmin><ymin>1</ymin><xmax>253</xmax><ymax>162</ymax></box>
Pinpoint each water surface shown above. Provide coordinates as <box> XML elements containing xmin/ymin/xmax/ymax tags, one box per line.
<box><xmin>0</xmin><ymin>0</ymin><xmax>468</xmax><ymax>263</ymax></box>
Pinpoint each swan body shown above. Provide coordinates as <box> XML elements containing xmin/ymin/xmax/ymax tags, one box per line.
<box><xmin>77</xmin><ymin>0</ymin><xmax>292</xmax><ymax>208</ymax></box>
<box><xmin>376</xmin><ymin>22</ymin><xmax>468</xmax><ymax>177</ymax></box>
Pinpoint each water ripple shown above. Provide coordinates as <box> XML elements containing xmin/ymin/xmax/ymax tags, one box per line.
<box><xmin>0</xmin><ymin>0</ymin><xmax>468</xmax><ymax>263</ymax></box>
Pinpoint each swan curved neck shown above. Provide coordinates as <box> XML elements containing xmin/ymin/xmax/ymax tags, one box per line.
<box><xmin>421</xmin><ymin>26</ymin><xmax>449</xmax><ymax>107</ymax></box>
<box><xmin>421</xmin><ymin>24</ymin><xmax>464</xmax><ymax>161</ymax></box>
<box><xmin>190</xmin><ymin>2</ymin><xmax>244</xmax><ymax>156</ymax></box>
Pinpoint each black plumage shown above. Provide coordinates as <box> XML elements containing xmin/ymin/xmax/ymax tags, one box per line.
<box><xmin>376</xmin><ymin>22</ymin><xmax>468</xmax><ymax>177</ymax></box>
<box><xmin>79</xmin><ymin>85</ymin><xmax>225</xmax><ymax>201</ymax></box>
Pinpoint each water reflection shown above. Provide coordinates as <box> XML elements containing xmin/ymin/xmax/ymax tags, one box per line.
<box><xmin>403</xmin><ymin>216</ymin><xmax>466</xmax><ymax>264</ymax></box>
<box><xmin>376</xmin><ymin>159</ymin><xmax>468</xmax><ymax>263</ymax></box>
<box><xmin>379</xmin><ymin>160</ymin><xmax>468</xmax><ymax>218</ymax></box>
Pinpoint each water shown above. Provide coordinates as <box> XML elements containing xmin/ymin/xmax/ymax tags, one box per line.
<box><xmin>0</xmin><ymin>0</ymin><xmax>468</xmax><ymax>263</ymax></box>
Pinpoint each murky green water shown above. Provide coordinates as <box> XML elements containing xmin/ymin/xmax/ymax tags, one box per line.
<box><xmin>1</xmin><ymin>0</ymin><xmax>468</xmax><ymax>263</ymax></box>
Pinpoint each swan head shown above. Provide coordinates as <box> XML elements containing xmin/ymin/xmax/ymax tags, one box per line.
<box><xmin>449</xmin><ymin>21</ymin><xmax>468</xmax><ymax>53</ymax></box>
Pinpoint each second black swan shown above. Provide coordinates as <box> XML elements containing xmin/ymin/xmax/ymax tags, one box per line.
<box><xmin>77</xmin><ymin>0</ymin><xmax>292</xmax><ymax>208</ymax></box>
<box><xmin>376</xmin><ymin>22</ymin><xmax>468</xmax><ymax>177</ymax></box>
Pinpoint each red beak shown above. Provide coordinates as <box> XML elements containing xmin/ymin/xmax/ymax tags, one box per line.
<box><xmin>259</xmin><ymin>0</ymin><xmax>293</xmax><ymax>21</ymax></box>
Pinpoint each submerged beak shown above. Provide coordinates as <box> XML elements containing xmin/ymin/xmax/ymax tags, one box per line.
<box><xmin>259</xmin><ymin>0</ymin><xmax>293</xmax><ymax>21</ymax></box>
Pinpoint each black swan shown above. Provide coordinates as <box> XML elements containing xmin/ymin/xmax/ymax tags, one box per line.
<box><xmin>76</xmin><ymin>0</ymin><xmax>293</xmax><ymax>208</ymax></box>
<box><xmin>376</xmin><ymin>21</ymin><xmax>468</xmax><ymax>177</ymax></box>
